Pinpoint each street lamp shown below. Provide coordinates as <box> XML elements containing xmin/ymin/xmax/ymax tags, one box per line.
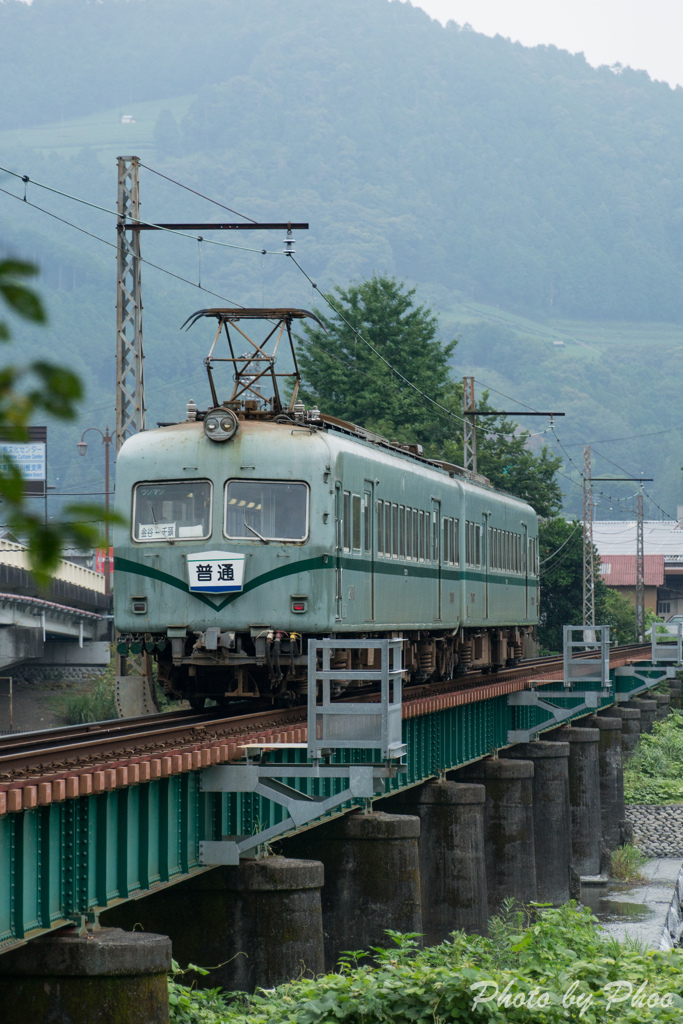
<box><xmin>77</xmin><ymin>426</ymin><xmax>114</xmax><ymax>595</ymax></box>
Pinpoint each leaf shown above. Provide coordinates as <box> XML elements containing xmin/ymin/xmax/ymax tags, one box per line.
<box><xmin>0</xmin><ymin>281</ymin><xmax>46</xmax><ymax>324</ymax></box>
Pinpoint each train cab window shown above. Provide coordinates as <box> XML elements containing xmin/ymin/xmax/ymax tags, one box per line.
<box><xmin>225</xmin><ymin>480</ymin><xmax>308</xmax><ymax>541</ymax></box>
<box><xmin>134</xmin><ymin>480</ymin><xmax>212</xmax><ymax>542</ymax></box>
<box><xmin>352</xmin><ymin>494</ymin><xmax>361</xmax><ymax>551</ymax></box>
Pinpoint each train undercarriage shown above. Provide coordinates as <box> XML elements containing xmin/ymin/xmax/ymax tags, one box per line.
<box><xmin>125</xmin><ymin>625</ymin><xmax>536</xmax><ymax>709</ymax></box>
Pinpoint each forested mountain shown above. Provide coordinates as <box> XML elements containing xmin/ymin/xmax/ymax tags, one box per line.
<box><xmin>1</xmin><ymin>0</ymin><xmax>682</xmax><ymax>518</ymax></box>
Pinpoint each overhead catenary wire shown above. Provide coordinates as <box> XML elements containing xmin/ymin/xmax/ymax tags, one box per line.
<box><xmin>139</xmin><ymin>163</ymin><xmax>258</xmax><ymax>223</ymax></box>
<box><xmin>0</xmin><ymin>184</ymin><xmax>244</xmax><ymax>308</ymax></box>
<box><xmin>0</xmin><ymin>163</ymin><xmax>283</xmax><ymax>256</ymax></box>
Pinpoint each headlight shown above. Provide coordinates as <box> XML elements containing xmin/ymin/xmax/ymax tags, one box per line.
<box><xmin>203</xmin><ymin>407</ymin><xmax>239</xmax><ymax>442</ymax></box>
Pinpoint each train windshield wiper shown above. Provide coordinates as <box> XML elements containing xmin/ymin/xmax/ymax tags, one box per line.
<box><xmin>244</xmin><ymin>520</ymin><xmax>269</xmax><ymax>544</ymax></box>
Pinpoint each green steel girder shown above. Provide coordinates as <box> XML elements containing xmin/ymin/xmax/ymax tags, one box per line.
<box><xmin>0</xmin><ymin>664</ymin><xmax>671</xmax><ymax>953</ymax></box>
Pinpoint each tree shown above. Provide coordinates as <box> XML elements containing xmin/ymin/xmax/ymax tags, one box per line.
<box><xmin>296</xmin><ymin>275</ymin><xmax>563</xmax><ymax>517</ymax></box>
<box><xmin>0</xmin><ymin>259</ymin><xmax>114</xmax><ymax>582</ymax></box>
<box><xmin>296</xmin><ymin>276</ymin><xmax>458</xmax><ymax>451</ymax></box>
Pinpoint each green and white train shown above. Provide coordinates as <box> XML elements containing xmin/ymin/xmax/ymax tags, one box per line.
<box><xmin>113</xmin><ymin>308</ymin><xmax>539</xmax><ymax>707</ymax></box>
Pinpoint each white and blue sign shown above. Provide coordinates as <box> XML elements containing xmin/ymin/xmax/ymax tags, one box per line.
<box><xmin>186</xmin><ymin>550</ymin><xmax>246</xmax><ymax>594</ymax></box>
<box><xmin>0</xmin><ymin>442</ymin><xmax>46</xmax><ymax>480</ymax></box>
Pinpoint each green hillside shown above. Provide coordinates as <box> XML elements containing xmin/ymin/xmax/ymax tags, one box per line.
<box><xmin>1</xmin><ymin>0</ymin><xmax>682</xmax><ymax>519</ymax></box>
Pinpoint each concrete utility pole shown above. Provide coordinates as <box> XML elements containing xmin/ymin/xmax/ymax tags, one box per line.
<box><xmin>462</xmin><ymin>377</ymin><xmax>477</xmax><ymax>474</ymax></box>
<box><xmin>116</xmin><ymin>156</ymin><xmax>145</xmax><ymax>453</ymax></box>
<box><xmin>636</xmin><ymin>487</ymin><xmax>645</xmax><ymax>641</ymax></box>
<box><xmin>582</xmin><ymin>445</ymin><xmax>595</xmax><ymax>627</ymax></box>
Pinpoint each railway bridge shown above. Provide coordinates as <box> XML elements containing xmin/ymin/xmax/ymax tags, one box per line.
<box><xmin>0</xmin><ymin>633</ymin><xmax>679</xmax><ymax>1021</ymax></box>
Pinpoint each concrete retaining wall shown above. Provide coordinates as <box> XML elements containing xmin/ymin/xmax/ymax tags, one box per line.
<box><xmin>627</xmin><ymin>804</ymin><xmax>683</xmax><ymax>857</ymax></box>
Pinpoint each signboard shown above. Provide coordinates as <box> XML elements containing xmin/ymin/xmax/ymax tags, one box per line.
<box><xmin>0</xmin><ymin>426</ymin><xmax>47</xmax><ymax>496</ymax></box>
<box><xmin>186</xmin><ymin>550</ymin><xmax>246</xmax><ymax>594</ymax></box>
<box><xmin>0</xmin><ymin>442</ymin><xmax>46</xmax><ymax>481</ymax></box>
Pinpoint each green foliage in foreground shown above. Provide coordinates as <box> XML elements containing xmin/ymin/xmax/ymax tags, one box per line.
<box><xmin>624</xmin><ymin>709</ymin><xmax>683</xmax><ymax>804</ymax></box>
<box><xmin>168</xmin><ymin>903</ymin><xmax>683</xmax><ymax>1023</ymax></box>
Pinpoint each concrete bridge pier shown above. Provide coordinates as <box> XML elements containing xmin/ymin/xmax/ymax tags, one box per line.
<box><xmin>549</xmin><ymin>727</ymin><xmax>602</xmax><ymax>876</ymax></box>
<box><xmin>103</xmin><ymin>857</ymin><xmax>325</xmax><ymax>993</ymax></box>
<box><xmin>586</xmin><ymin>716</ymin><xmax>626</xmax><ymax>851</ymax></box>
<box><xmin>602</xmin><ymin>706</ymin><xmax>641</xmax><ymax>760</ymax></box>
<box><xmin>624</xmin><ymin>697</ymin><xmax>656</xmax><ymax>733</ymax></box>
<box><xmin>382</xmin><ymin>780</ymin><xmax>488</xmax><ymax>942</ymax></box>
<box><xmin>668</xmin><ymin>678</ymin><xmax>681</xmax><ymax>710</ymax></box>
<box><xmin>456</xmin><ymin>758</ymin><xmax>537</xmax><ymax>915</ymax></box>
<box><xmin>285</xmin><ymin>811</ymin><xmax>422</xmax><ymax>970</ymax></box>
<box><xmin>654</xmin><ymin>692</ymin><xmax>671</xmax><ymax>719</ymax></box>
<box><xmin>0</xmin><ymin>926</ymin><xmax>171</xmax><ymax>1024</ymax></box>
<box><xmin>500</xmin><ymin>741</ymin><xmax>571</xmax><ymax>905</ymax></box>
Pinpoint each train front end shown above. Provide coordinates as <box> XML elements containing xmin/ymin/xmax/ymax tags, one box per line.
<box><xmin>113</xmin><ymin>414</ymin><xmax>334</xmax><ymax>707</ymax></box>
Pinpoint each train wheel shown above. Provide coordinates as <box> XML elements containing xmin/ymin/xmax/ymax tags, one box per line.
<box><xmin>189</xmin><ymin>695</ymin><xmax>206</xmax><ymax>711</ymax></box>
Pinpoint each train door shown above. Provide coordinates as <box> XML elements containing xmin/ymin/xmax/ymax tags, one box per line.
<box><xmin>364</xmin><ymin>481</ymin><xmax>375</xmax><ymax>621</ymax></box>
<box><xmin>335</xmin><ymin>482</ymin><xmax>344</xmax><ymax>621</ymax></box>
<box><xmin>482</xmin><ymin>514</ymin><xmax>489</xmax><ymax>619</ymax></box>
<box><xmin>528</xmin><ymin>524</ymin><xmax>532</xmax><ymax>618</ymax></box>
<box><xmin>431</xmin><ymin>498</ymin><xmax>441</xmax><ymax>621</ymax></box>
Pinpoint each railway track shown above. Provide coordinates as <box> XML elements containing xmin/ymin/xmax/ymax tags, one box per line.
<box><xmin>0</xmin><ymin>643</ymin><xmax>651</xmax><ymax>799</ymax></box>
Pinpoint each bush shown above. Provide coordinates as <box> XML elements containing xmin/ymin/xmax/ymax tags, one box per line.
<box><xmin>169</xmin><ymin>903</ymin><xmax>683</xmax><ymax>1023</ymax></box>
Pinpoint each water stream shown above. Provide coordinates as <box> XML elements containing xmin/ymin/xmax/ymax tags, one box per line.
<box><xmin>581</xmin><ymin>859</ymin><xmax>683</xmax><ymax>948</ymax></box>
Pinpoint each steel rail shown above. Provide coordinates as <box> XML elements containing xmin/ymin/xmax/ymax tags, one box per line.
<box><xmin>0</xmin><ymin>643</ymin><xmax>651</xmax><ymax>780</ymax></box>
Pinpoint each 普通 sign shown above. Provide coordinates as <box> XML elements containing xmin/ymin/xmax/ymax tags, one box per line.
<box><xmin>186</xmin><ymin>550</ymin><xmax>245</xmax><ymax>594</ymax></box>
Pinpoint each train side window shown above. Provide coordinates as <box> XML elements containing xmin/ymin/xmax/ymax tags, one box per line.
<box><xmin>432</xmin><ymin>511</ymin><xmax>439</xmax><ymax>562</ymax></box>
<box><xmin>392</xmin><ymin>504</ymin><xmax>399</xmax><ymax>558</ymax></box>
<box><xmin>475</xmin><ymin>525</ymin><xmax>481</xmax><ymax>567</ymax></box>
<box><xmin>406</xmin><ymin>508</ymin><xmax>412</xmax><ymax>560</ymax></box>
<box><xmin>418</xmin><ymin>511</ymin><xmax>424</xmax><ymax>561</ymax></box>
<box><xmin>364</xmin><ymin>492</ymin><xmax>371</xmax><ymax>554</ymax></box>
<box><xmin>352</xmin><ymin>494</ymin><xmax>361</xmax><ymax>551</ymax></box>
<box><xmin>399</xmin><ymin>506</ymin><xmax>405</xmax><ymax>558</ymax></box>
<box><xmin>465</xmin><ymin>520</ymin><xmax>470</xmax><ymax>566</ymax></box>
<box><xmin>377</xmin><ymin>501</ymin><xmax>384</xmax><ymax>555</ymax></box>
<box><xmin>443</xmin><ymin>518</ymin><xmax>450</xmax><ymax>564</ymax></box>
<box><xmin>385</xmin><ymin>502</ymin><xmax>392</xmax><ymax>557</ymax></box>
<box><xmin>134</xmin><ymin>479</ymin><xmax>212</xmax><ymax>542</ymax></box>
<box><xmin>454</xmin><ymin>519</ymin><xmax>459</xmax><ymax>566</ymax></box>
<box><xmin>343</xmin><ymin>491</ymin><xmax>351</xmax><ymax>551</ymax></box>
<box><xmin>424</xmin><ymin>512</ymin><xmax>431</xmax><ymax>562</ymax></box>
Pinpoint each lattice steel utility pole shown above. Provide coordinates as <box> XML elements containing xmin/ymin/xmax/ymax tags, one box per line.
<box><xmin>636</xmin><ymin>487</ymin><xmax>645</xmax><ymax>641</ymax></box>
<box><xmin>462</xmin><ymin>376</ymin><xmax>477</xmax><ymax>473</ymax></box>
<box><xmin>582</xmin><ymin>445</ymin><xmax>595</xmax><ymax>627</ymax></box>
<box><xmin>116</xmin><ymin>157</ymin><xmax>145</xmax><ymax>453</ymax></box>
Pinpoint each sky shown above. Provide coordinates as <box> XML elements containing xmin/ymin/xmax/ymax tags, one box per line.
<box><xmin>401</xmin><ymin>0</ymin><xmax>683</xmax><ymax>89</ymax></box>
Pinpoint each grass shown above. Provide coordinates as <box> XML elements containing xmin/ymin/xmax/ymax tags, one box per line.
<box><xmin>53</xmin><ymin>661</ymin><xmax>118</xmax><ymax>724</ymax></box>
<box><xmin>611</xmin><ymin>844</ymin><xmax>647</xmax><ymax>883</ymax></box>
<box><xmin>624</xmin><ymin>709</ymin><xmax>683</xmax><ymax>804</ymax></box>
<box><xmin>52</xmin><ymin>658</ymin><xmax>186</xmax><ymax>724</ymax></box>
